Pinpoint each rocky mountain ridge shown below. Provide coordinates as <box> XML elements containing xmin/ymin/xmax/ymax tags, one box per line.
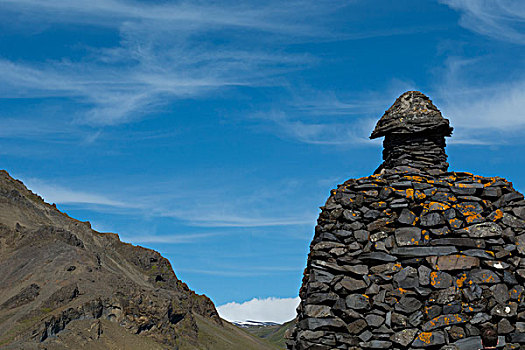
<box><xmin>0</xmin><ymin>170</ymin><xmax>276</xmax><ymax>350</ymax></box>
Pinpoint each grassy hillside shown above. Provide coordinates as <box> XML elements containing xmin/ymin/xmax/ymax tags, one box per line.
<box><xmin>241</xmin><ymin>320</ymin><xmax>295</xmax><ymax>349</ymax></box>
<box><xmin>180</xmin><ymin>315</ymin><xmax>279</xmax><ymax>350</ymax></box>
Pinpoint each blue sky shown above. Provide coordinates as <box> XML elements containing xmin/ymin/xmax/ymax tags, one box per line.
<box><xmin>1</xmin><ymin>0</ymin><xmax>525</xmax><ymax>322</ymax></box>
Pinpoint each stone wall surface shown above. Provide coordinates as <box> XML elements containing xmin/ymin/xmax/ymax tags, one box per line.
<box><xmin>288</xmin><ymin>91</ymin><xmax>525</xmax><ymax>350</ymax></box>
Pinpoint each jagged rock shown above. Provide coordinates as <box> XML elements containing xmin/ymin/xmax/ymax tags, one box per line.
<box><xmin>1</xmin><ymin>283</ymin><xmax>40</xmax><ymax>309</ymax></box>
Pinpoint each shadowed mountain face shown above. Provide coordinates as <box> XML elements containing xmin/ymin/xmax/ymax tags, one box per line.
<box><xmin>0</xmin><ymin>170</ymin><xmax>277</xmax><ymax>350</ymax></box>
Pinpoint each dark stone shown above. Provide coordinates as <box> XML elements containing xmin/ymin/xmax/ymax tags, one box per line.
<box><xmin>453</xmin><ymin>336</ymin><xmax>482</xmax><ymax>350</ymax></box>
<box><xmin>462</xmin><ymin>284</ymin><xmax>482</xmax><ymax>302</ymax></box>
<box><xmin>491</xmin><ymin>284</ymin><xmax>509</xmax><ymax>305</ymax></box>
<box><xmin>462</xmin><ymin>222</ymin><xmax>503</xmax><ymax>238</ymax></box>
<box><xmin>335</xmin><ymin>277</ymin><xmax>367</xmax><ymax>293</ymax></box>
<box><xmin>421</xmin><ymin>314</ymin><xmax>467</xmax><ymax>331</ymax></box>
<box><xmin>365</xmin><ymin>314</ymin><xmax>385</xmax><ymax>328</ymax></box>
<box><xmin>443</xmin><ymin>302</ymin><xmax>461</xmax><ymax>314</ymax></box>
<box><xmin>299</xmin><ymin>317</ymin><xmax>346</xmax><ymax>331</ymax></box>
<box><xmin>498</xmin><ymin>318</ymin><xmax>514</xmax><ymax>334</ymax></box>
<box><xmin>425</xmin><ymin>305</ymin><xmax>442</xmax><ymax>320</ymax></box>
<box><xmin>398</xmin><ymin>209</ymin><xmax>417</xmax><ymax>225</ymax></box>
<box><xmin>509</xmin><ymin>285</ymin><xmax>524</xmax><ymax>300</ymax></box>
<box><xmin>429</xmin><ymin>271</ymin><xmax>453</xmax><ymax>289</ymax></box>
<box><xmin>420</xmin><ymin>212</ymin><xmax>445</xmax><ymax>227</ymax></box>
<box><xmin>418</xmin><ymin>265</ymin><xmax>432</xmax><ymax>286</ymax></box>
<box><xmin>491</xmin><ymin>302</ymin><xmax>518</xmax><ymax>317</ymax></box>
<box><xmin>448</xmin><ymin>325</ymin><xmax>466</xmax><ymax>340</ymax></box>
<box><xmin>394</xmin><ymin>296</ymin><xmax>422</xmax><ymax>314</ymax></box>
<box><xmin>430</xmin><ymin>237</ymin><xmax>485</xmax><ymax>248</ymax></box>
<box><xmin>461</xmin><ymin>249</ymin><xmax>494</xmax><ymax>259</ymax></box>
<box><xmin>394</xmin><ymin>227</ymin><xmax>421</xmax><ymax>246</ymax></box>
<box><xmin>393</xmin><ymin>267</ymin><xmax>419</xmax><ymax>289</ymax></box>
<box><xmin>430</xmin><ymin>226</ymin><xmax>450</xmax><ymax>236</ymax></box>
<box><xmin>347</xmin><ymin>319</ymin><xmax>367</xmax><ymax>334</ymax></box>
<box><xmin>346</xmin><ymin>294</ymin><xmax>370</xmax><ymax>310</ymax></box>
<box><xmin>434</xmin><ymin>286</ymin><xmax>457</xmax><ymax>304</ymax></box>
<box><xmin>360</xmin><ymin>252</ymin><xmax>397</xmax><ymax>262</ymax></box>
<box><xmin>510</xmin><ymin>332</ymin><xmax>525</xmax><ymax>343</ymax></box>
<box><xmin>391</xmin><ymin>246</ymin><xmax>457</xmax><ymax>257</ymax></box>
<box><xmin>358</xmin><ymin>340</ymin><xmax>392</xmax><ymax>349</ymax></box>
<box><xmin>354</xmin><ymin>230</ymin><xmax>369</xmax><ymax>242</ymax></box>
<box><xmin>502</xmin><ymin>213</ymin><xmax>525</xmax><ymax>228</ymax></box>
<box><xmin>411</xmin><ymin>330</ymin><xmax>446</xmax><ymax>347</ymax></box>
<box><xmin>470</xmin><ymin>313</ymin><xmax>490</xmax><ymax>324</ymax></box>
<box><xmin>390</xmin><ymin>328</ymin><xmax>417</xmax><ymax>347</ymax></box>
<box><xmin>468</xmin><ymin>269</ymin><xmax>501</xmax><ymax>284</ymax></box>
<box><xmin>426</xmin><ymin>254</ymin><xmax>479</xmax><ymax>271</ymax></box>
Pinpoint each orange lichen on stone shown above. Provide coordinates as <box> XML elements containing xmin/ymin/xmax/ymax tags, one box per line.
<box><xmin>447</xmin><ymin>175</ymin><xmax>457</xmax><ymax>182</ymax></box>
<box><xmin>492</xmin><ymin>209</ymin><xmax>504</xmax><ymax>221</ymax></box>
<box><xmin>466</xmin><ymin>214</ymin><xmax>483</xmax><ymax>223</ymax></box>
<box><xmin>448</xmin><ymin>218</ymin><xmax>462</xmax><ymax>229</ymax></box>
<box><xmin>456</xmin><ymin>273</ymin><xmax>467</xmax><ymax>288</ymax></box>
<box><xmin>483</xmin><ymin>177</ymin><xmax>497</xmax><ymax>187</ymax></box>
<box><xmin>406</xmin><ymin>188</ymin><xmax>415</xmax><ymax>200</ymax></box>
<box><xmin>418</xmin><ymin>332</ymin><xmax>433</xmax><ymax>344</ymax></box>
<box><xmin>404</xmin><ymin>175</ymin><xmax>425</xmax><ymax>182</ymax></box>
<box><xmin>430</xmin><ymin>271</ymin><xmax>439</xmax><ymax>285</ymax></box>
<box><xmin>414</xmin><ymin>190</ymin><xmax>426</xmax><ymax>200</ymax></box>
<box><xmin>429</xmin><ymin>202</ymin><xmax>450</xmax><ymax>211</ymax></box>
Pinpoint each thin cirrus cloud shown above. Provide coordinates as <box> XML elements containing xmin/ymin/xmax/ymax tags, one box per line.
<box><xmin>118</xmin><ymin>232</ymin><xmax>225</xmax><ymax>244</ymax></box>
<box><xmin>427</xmin><ymin>1</ymin><xmax>525</xmax><ymax>143</ymax></box>
<box><xmin>439</xmin><ymin>0</ymin><xmax>525</xmax><ymax>44</ymax></box>
<box><xmin>0</xmin><ymin>0</ymin><xmax>343</xmax><ymax>126</ymax></box>
<box><xmin>20</xmin><ymin>176</ymin><xmax>315</xmax><ymax>228</ymax></box>
<box><xmin>0</xmin><ymin>0</ymin><xmax>339</xmax><ymax>35</ymax></box>
<box><xmin>22</xmin><ymin>177</ymin><xmax>129</xmax><ymax>207</ymax></box>
<box><xmin>217</xmin><ymin>297</ymin><xmax>300</xmax><ymax>323</ymax></box>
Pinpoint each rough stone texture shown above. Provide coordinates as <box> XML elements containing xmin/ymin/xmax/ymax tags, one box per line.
<box><xmin>287</xmin><ymin>91</ymin><xmax>525</xmax><ymax>350</ymax></box>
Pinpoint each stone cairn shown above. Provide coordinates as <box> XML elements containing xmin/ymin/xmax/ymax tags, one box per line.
<box><xmin>287</xmin><ymin>91</ymin><xmax>525</xmax><ymax>349</ymax></box>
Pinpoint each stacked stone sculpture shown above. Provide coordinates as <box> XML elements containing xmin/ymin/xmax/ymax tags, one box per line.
<box><xmin>288</xmin><ymin>91</ymin><xmax>525</xmax><ymax>349</ymax></box>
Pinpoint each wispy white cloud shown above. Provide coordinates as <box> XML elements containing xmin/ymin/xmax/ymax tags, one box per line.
<box><xmin>217</xmin><ymin>297</ymin><xmax>299</xmax><ymax>323</ymax></box>
<box><xmin>256</xmin><ymin>110</ymin><xmax>374</xmax><ymax>145</ymax></box>
<box><xmin>440</xmin><ymin>0</ymin><xmax>525</xmax><ymax>44</ymax></box>
<box><xmin>0</xmin><ymin>0</ymin><xmax>338</xmax><ymax>35</ymax></box>
<box><xmin>251</xmin><ymin>80</ymin><xmax>417</xmax><ymax>145</ymax></box>
<box><xmin>119</xmin><ymin>232</ymin><xmax>224</xmax><ymax>244</ymax></box>
<box><xmin>19</xmin><ymin>175</ymin><xmax>318</xmax><ymax>228</ymax></box>
<box><xmin>22</xmin><ymin>177</ymin><xmax>129</xmax><ymax>207</ymax></box>
<box><xmin>431</xmin><ymin>56</ymin><xmax>525</xmax><ymax>144</ymax></box>
<box><xmin>0</xmin><ymin>0</ymin><xmax>341</xmax><ymax>126</ymax></box>
<box><xmin>178</xmin><ymin>266</ymin><xmax>300</xmax><ymax>277</ymax></box>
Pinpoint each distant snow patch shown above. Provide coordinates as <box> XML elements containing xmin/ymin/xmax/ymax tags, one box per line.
<box><xmin>217</xmin><ymin>297</ymin><xmax>300</xmax><ymax>324</ymax></box>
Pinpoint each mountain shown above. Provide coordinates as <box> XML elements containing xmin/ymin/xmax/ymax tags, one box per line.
<box><xmin>0</xmin><ymin>170</ymin><xmax>277</xmax><ymax>350</ymax></box>
<box><xmin>232</xmin><ymin>321</ymin><xmax>280</xmax><ymax>328</ymax></box>
<box><xmin>236</xmin><ymin>320</ymin><xmax>295</xmax><ymax>349</ymax></box>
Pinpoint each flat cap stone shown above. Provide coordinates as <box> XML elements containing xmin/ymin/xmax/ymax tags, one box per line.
<box><xmin>370</xmin><ymin>91</ymin><xmax>453</xmax><ymax>139</ymax></box>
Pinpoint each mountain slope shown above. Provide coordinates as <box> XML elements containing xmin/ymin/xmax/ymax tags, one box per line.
<box><xmin>240</xmin><ymin>320</ymin><xmax>295</xmax><ymax>349</ymax></box>
<box><xmin>0</xmin><ymin>170</ymin><xmax>277</xmax><ymax>349</ymax></box>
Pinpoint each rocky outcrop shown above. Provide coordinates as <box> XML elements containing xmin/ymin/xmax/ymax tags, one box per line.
<box><xmin>0</xmin><ymin>170</ymin><xmax>271</xmax><ymax>350</ymax></box>
<box><xmin>288</xmin><ymin>91</ymin><xmax>525</xmax><ymax>349</ymax></box>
